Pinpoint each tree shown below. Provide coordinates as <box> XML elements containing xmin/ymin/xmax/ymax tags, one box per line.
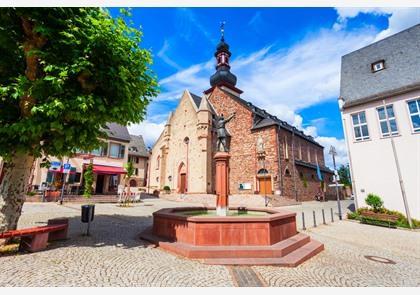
<box><xmin>83</xmin><ymin>163</ymin><xmax>94</xmax><ymax>199</ymax></box>
<box><xmin>337</xmin><ymin>164</ymin><xmax>351</xmax><ymax>188</ymax></box>
<box><xmin>0</xmin><ymin>8</ymin><xmax>158</xmax><ymax>232</ymax></box>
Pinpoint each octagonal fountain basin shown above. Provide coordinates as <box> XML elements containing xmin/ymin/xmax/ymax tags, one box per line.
<box><xmin>140</xmin><ymin>207</ymin><xmax>324</xmax><ymax>266</ymax></box>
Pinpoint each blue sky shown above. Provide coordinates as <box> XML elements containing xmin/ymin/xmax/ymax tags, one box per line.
<box><xmin>109</xmin><ymin>7</ymin><xmax>420</xmax><ymax>167</ymax></box>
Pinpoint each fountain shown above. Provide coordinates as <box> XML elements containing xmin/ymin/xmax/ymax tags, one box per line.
<box><xmin>140</xmin><ymin>114</ymin><xmax>324</xmax><ymax>266</ymax></box>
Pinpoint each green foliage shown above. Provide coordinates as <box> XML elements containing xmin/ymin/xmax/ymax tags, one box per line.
<box><xmin>350</xmin><ymin>207</ymin><xmax>420</xmax><ymax>229</ymax></box>
<box><xmin>124</xmin><ymin>161</ymin><xmax>134</xmax><ymax>179</ymax></box>
<box><xmin>337</xmin><ymin>164</ymin><xmax>351</xmax><ymax>187</ymax></box>
<box><xmin>0</xmin><ymin>8</ymin><xmax>158</xmax><ymax>161</ymax></box>
<box><xmin>365</xmin><ymin>194</ymin><xmax>384</xmax><ymax>213</ymax></box>
<box><xmin>26</xmin><ymin>191</ymin><xmax>37</xmax><ymax>196</ymax></box>
<box><xmin>83</xmin><ymin>163</ymin><xmax>93</xmax><ymax>198</ymax></box>
<box><xmin>360</xmin><ymin>216</ymin><xmax>397</xmax><ymax>228</ymax></box>
<box><xmin>163</xmin><ymin>185</ymin><xmax>170</xmax><ymax>191</ymax></box>
<box><xmin>347</xmin><ymin>212</ymin><xmax>359</xmax><ymax>220</ymax></box>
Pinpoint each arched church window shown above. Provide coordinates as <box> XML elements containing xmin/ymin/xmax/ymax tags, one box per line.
<box><xmin>156</xmin><ymin>155</ymin><xmax>160</xmax><ymax>170</ymax></box>
<box><xmin>184</xmin><ymin>137</ymin><xmax>190</xmax><ymax>144</ymax></box>
<box><xmin>285</xmin><ymin>169</ymin><xmax>291</xmax><ymax>176</ymax></box>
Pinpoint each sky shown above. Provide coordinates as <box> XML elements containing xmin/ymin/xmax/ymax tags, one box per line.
<box><xmin>109</xmin><ymin>7</ymin><xmax>420</xmax><ymax>168</ymax></box>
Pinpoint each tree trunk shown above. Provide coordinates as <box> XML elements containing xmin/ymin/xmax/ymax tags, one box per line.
<box><xmin>0</xmin><ymin>153</ymin><xmax>35</xmax><ymax>232</ymax></box>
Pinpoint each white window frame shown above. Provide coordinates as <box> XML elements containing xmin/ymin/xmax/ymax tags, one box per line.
<box><xmin>371</xmin><ymin>60</ymin><xmax>385</xmax><ymax>72</ymax></box>
<box><xmin>406</xmin><ymin>97</ymin><xmax>420</xmax><ymax>133</ymax></box>
<box><xmin>351</xmin><ymin>111</ymin><xmax>370</xmax><ymax>142</ymax></box>
<box><xmin>376</xmin><ymin>104</ymin><xmax>399</xmax><ymax>137</ymax></box>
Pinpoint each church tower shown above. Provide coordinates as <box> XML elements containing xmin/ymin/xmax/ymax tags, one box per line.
<box><xmin>205</xmin><ymin>22</ymin><xmax>243</xmax><ymax>96</ymax></box>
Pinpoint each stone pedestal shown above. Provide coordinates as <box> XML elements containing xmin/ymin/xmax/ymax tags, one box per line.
<box><xmin>214</xmin><ymin>152</ymin><xmax>230</xmax><ymax>216</ymax></box>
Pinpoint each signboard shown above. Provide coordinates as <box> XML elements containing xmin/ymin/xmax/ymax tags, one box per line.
<box><xmin>328</xmin><ymin>183</ymin><xmax>344</xmax><ymax>187</ymax></box>
<box><xmin>239</xmin><ymin>183</ymin><xmax>252</xmax><ymax>190</ymax></box>
<box><xmin>50</xmin><ymin>161</ymin><xmax>61</xmax><ymax>171</ymax></box>
<box><xmin>63</xmin><ymin>163</ymin><xmax>71</xmax><ymax>174</ymax></box>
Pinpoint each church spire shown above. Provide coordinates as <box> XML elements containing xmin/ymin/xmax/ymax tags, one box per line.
<box><xmin>209</xmin><ymin>22</ymin><xmax>238</xmax><ymax>88</ymax></box>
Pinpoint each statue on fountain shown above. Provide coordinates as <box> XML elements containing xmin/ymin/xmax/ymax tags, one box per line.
<box><xmin>215</xmin><ymin>112</ymin><xmax>236</xmax><ymax>152</ymax></box>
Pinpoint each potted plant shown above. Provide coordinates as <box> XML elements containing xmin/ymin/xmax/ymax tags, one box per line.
<box><xmin>163</xmin><ymin>185</ymin><xmax>171</xmax><ymax>194</ymax></box>
<box><xmin>81</xmin><ymin>163</ymin><xmax>95</xmax><ymax>235</ymax></box>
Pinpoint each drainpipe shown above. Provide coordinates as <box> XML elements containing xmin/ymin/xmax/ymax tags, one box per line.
<box><xmin>292</xmin><ymin>129</ymin><xmax>298</xmax><ymax>202</ymax></box>
<box><xmin>276</xmin><ymin>125</ymin><xmax>283</xmax><ymax>195</ymax></box>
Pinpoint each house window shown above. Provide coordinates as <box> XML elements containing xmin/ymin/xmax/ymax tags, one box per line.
<box><xmin>135</xmin><ymin>168</ymin><xmax>139</xmax><ymax>176</ymax></box>
<box><xmin>371</xmin><ymin>60</ymin><xmax>385</xmax><ymax>72</ymax></box>
<box><xmin>91</xmin><ymin>142</ymin><xmax>108</xmax><ymax>157</ymax></box>
<box><xmin>109</xmin><ymin>143</ymin><xmax>125</xmax><ymax>158</ymax></box>
<box><xmin>351</xmin><ymin>111</ymin><xmax>370</xmax><ymax>141</ymax></box>
<box><xmin>156</xmin><ymin>155</ymin><xmax>160</xmax><ymax>170</ymax></box>
<box><xmin>377</xmin><ymin>105</ymin><xmax>398</xmax><ymax>137</ymax></box>
<box><xmin>74</xmin><ymin>172</ymin><xmax>81</xmax><ymax>183</ymax></box>
<box><xmin>407</xmin><ymin>98</ymin><xmax>420</xmax><ymax>133</ymax></box>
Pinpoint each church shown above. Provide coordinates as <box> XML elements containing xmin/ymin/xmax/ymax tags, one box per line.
<box><xmin>149</xmin><ymin>31</ymin><xmax>334</xmax><ymax>202</ymax></box>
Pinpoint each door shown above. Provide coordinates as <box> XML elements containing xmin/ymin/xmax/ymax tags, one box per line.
<box><xmin>180</xmin><ymin>173</ymin><xmax>186</xmax><ymax>193</ymax></box>
<box><xmin>259</xmin><ymin>177</ymin><xmax>272</xmax><ymax>195</ymax></box>
<box><xmin>95</xmin><ymin>174</ymin><xmax>104</xmax><ymax>194</ymax></box>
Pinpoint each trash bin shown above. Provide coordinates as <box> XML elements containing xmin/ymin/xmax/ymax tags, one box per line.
<box><xmin>81</xmin><ymin>204</ymin><xmax>95</xmax><ymax>223</ymax></box>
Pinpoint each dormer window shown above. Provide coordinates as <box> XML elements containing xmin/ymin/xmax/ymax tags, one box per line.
<box><xmin>371</xmin><ymin>60</ymin><xmax>385</xmax><ymax>72</ymax></box>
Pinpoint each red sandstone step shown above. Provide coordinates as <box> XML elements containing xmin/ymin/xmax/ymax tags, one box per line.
<box><xmin>203</xmin><ymin>240</ymin><xmax>324</xmax><ymax>266</ymax></box>
<box><xmin>141</xmin><ymin>230</ymin><xmax>311</xmax><ymax>259</ymax></box>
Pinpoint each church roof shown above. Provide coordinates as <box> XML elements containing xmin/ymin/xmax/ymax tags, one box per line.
<box><xmin>218</xmin><ymin>89</ymin><xmax>323</xmax><ymax>148</ymax></box>
<box><xmin>190</xmin><ymin>93</ymin><xmax>203</xmax><ymax>109</ymax></box>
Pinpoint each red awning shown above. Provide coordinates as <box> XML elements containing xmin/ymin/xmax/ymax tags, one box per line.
<box><xmin>90</xmin><ymin>165</ymin><xmax>126</xmax><ymax>175</ymax></box>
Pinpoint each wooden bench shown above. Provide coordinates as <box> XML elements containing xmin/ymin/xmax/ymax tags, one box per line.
<box><xmin>360</xmin><ymin>211</ymin><xmax>399</xmax><ymax>228</ymax></box>
<box><xmin>0</xmin><ymin>218</ymin><xmax>69</xmax><ymax>252</ymax></box>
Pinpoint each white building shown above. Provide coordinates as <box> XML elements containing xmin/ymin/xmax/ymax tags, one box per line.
<box><xmin>339</xmin><ymin>24</ymin><xmax>420</xmax><ymax>219</ymax></box>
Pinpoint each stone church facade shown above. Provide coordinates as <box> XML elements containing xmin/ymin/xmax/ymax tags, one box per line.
<box><xmin>149</xmin><ymin>34</ymin><xmax>334</xmax><ymax>202</ymax></box>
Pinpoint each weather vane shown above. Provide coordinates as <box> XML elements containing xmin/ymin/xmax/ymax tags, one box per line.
<box><xmin>220</xmin><ymin>21</ymin><xmax>226</xmax><ymax>40</ymax></box>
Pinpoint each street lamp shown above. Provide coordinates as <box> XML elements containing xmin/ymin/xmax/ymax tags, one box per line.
<box><xmin>329</xmin><ymin>145</ymin><xmax>343</xmax><ymax>220</ymax></box>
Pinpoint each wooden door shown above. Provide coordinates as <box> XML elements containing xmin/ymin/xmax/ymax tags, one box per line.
<box><xmin>259</xmin><ymin>177</ymin><xmax>272</xmax><ymax>195</ymax></box>
<box><xmin>180</xmin><ymin>173</ymin><xmax>186</xmax><ymax>193</ymax></box>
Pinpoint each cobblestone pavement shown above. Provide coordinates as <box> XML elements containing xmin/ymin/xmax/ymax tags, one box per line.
<box><xmin>0</xmin><ymin>200</ymin><xmax>419</xmax><ymax>287</ymax></box>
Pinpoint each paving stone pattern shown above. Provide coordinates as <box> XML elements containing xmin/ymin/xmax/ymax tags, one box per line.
<box><xmin>230</xmin><ymin>266</ymin><xmax>266</xmax><ymax>287</ymax></box>
<box><xmin>0</xmin><ymin>200</ymin><xmax>419</xmax><ymax>287</ymax></box>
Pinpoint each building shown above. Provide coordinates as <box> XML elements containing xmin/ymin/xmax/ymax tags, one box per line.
<box><xmin>128</xmin><ymin>135</ymin><xmax>149</xmax><ymax>188</ymax></box>
<box><xmin>339</xmin><ymin>24</ymin><xmax>420</xmax><ymax>219</ymax></box>
<box><xmin>149</xmin><ymin>33</ymin><xmax>334</xmax><ymax>202</ymax></box>
<box><xmin>30</xmin><ymin>123</ymin><xmax>148</xmax><ymax>195</ymax></box>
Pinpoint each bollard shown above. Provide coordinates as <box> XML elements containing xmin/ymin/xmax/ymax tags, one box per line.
<box><xmin>322</xmin><ymin>209</ymin><xmax>326</xmax><ymax>225</ymax></box>
<box><xmin>313</xmin><ymin>210</ymin><xmax>317</xmax><ymax>227</ymax></box>
<box><xmin>331</xmin><ymin>207</ymin><xmax>334</xmax><ymax>222</ymax></box>
<box><xmin>302</xmin><ymin>212</ymin><xmax>306</xmax><ymax>230</ymax></box>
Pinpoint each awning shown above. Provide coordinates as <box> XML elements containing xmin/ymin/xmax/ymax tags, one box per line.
<box><xmin>89</xmin><ymin>164</ymin><xmax>126</xmax><ymax>175</ymax></box>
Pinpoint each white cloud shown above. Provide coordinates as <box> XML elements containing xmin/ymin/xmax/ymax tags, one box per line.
<box><xmin>128</xmin><ymin>120</ymin><xmax>165</xmax><ymax>149</ymax></box>
<box><xmin>333</xmin><ymin>7</ymin><xmax>420</xmax><ymax>41</ymax></box>
<box><xmin>315</xmin><ymin>136</ymin><xmax>348</xmax><ymax>168</ymax></box>
<box><xmin>157</xmin><ymin>39</ymin><xmax>182</xmax><ymax>70</ymax></box>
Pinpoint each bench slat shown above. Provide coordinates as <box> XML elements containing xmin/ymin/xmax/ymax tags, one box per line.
<box><xmin>0</xmin><ymin>224</ymin><xmax>67</xmax><ymax>239</ymax></box>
